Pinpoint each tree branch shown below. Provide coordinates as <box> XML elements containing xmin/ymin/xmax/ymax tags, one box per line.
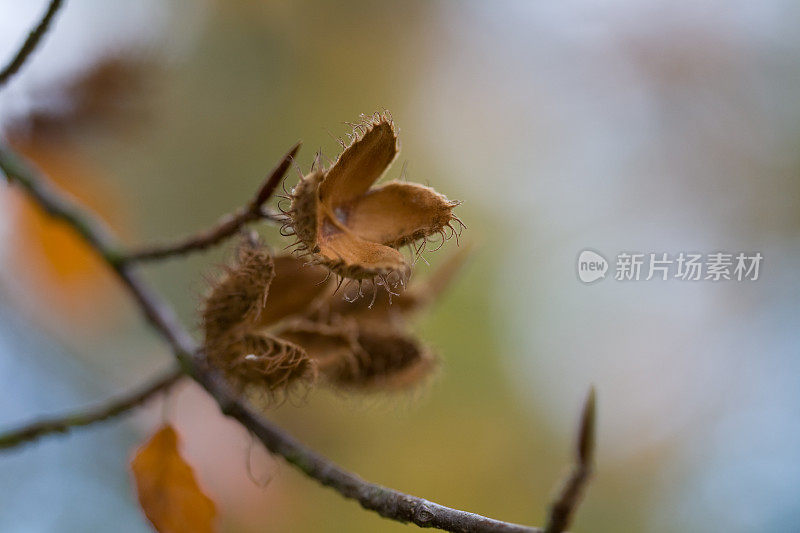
<box><xmin>0</xmin><ymin>142</ymin><xmax>592</xmax><ymax>532</ymax></box>
<box><xmin>0</xmin><ymin>368</ymin><xmax>183</xmax><ymax>450</ymax></box>
<box><xmin>195</xmin><ymin>360</ymin><xmax>545</xmax><ymax>532</ymax></box>
<box><xmin>544</xmin><ymin>387</ymin><xmax>596</xmax><ymax>533</ymax></box>
<box><xmin>0</xmin><ymin>0</ymin><xmax>65</xmax><ymax>87</ymax></box>
<box><xmin>121</xmin><ymin>142</ymin><xmax>300</xmax><ymax>263</ymax></box>
<box><xmin>0</xmin><ymin>143</ymin><xmax>197</xmax><ymax>358</ymax></box>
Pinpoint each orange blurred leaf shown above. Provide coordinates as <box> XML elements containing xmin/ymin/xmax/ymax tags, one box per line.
<box><xmin>2</xmin><ymin>137</ymin><xmax>128</xmax><ymax>328</ymax></box>
<box><xmin>131</xmin><ymin>425</ymin><xmax>218</xmax><ymax>533</ymax></box>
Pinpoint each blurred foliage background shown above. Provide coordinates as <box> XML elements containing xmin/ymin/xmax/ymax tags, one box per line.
<box><xmin>2</xmin><ymin>1</ymin><xmax>800</xmax><ymax>531</ymax></box>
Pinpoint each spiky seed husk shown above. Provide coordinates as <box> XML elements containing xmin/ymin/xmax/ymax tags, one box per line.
<box><xmin>201</xmin><ymin>247</ymin><xmax>321</xmax><ymax>398</ymax></box>
<box><xmin>201</xmin><ymin>246</ymin><xmax>274</xmax><ymax>344</ymax></box>
<box><xmin>286</xmin><ymin>111</ymin><xmax>461</xmax><ymax>285</ymax></box>
<box><xmin>216</xmin><ymin>332</ymin><xmax>316</xmax><ymax>396</ymax></box>
<box><xmin>332</xmin><ymin>326</ymin><xmax>437</xmax><ymax>390</ymax></box>
<box><xmin>275</xmin><ymin>319</ymin><xmax>436</xmax><ymax>391</ymax></box>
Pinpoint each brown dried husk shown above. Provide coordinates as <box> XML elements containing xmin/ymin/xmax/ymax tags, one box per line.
<box><xmin>275</xmin><ymin>317</ymin><xmax>363</xmax><ymax>381</ymax></box>
<box><xmin>273</xmin><ymin>310</ymin><xmax>437</xmax><ymax>391</ymax></box>
<box><xmin>201</xmin><ymin>247</ymin><xmax>323</xmax><ymax>398</ymax></box>
<box><xmin>287</xmin><ymin>111</ymin><xmax>460</xmax><ymax>284</ymax></box>
<box><xmin>201</xmin><ymin>246</ymin><xmax>274</xmax><ymax>343</ymax></box>
<box><xmin>333</xmin><ymin>325</ymin><xmax>438</xmax><ymax>390</ymax></box>
<box><xmin>263</xmin><ymin>248</ymin><xmax>470</xmax><ymax>391</ymax></box>
<box><xmin>212</xmin><ymin>332</ymin><xmax>316</xmax><ymax>398</ymax></box>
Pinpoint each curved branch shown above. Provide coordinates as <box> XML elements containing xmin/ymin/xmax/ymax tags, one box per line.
<box><xmin>122</xmin><ymin>142</ymin><xmax>300</xmax><ymax>263</ymax></box>
<box><xmin>0</xmin><ymin>0</ymin><xmax>65</xmax><ymax>87</ymax></box>
<box><xmin>0</xmin><ymin>143</ymin><xmax>592</xmax><ymax>532</ymax></box>
<box><xmin>0</xmin><ymin>367</ymin><xmax>182</xmax><ymax>450</ymax></box>
<box><xmin>195</xmin><ymin>363</ymin><xmax>542</xmax><ymax>532</ymax></box>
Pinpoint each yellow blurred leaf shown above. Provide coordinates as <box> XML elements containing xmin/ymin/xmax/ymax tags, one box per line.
<box><xmin>131</xmin><ymin>425</ymin><xmax>217</xmax><ymax>533</ymax></box>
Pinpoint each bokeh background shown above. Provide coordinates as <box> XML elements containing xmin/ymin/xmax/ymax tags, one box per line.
<box><xmin>2</xmin><ymin>1</ymin><xmax>800</xmax><ymax>531</ymax></box>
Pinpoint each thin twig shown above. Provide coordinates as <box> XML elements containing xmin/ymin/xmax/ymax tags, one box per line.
<box><xmin>0</xmin><ymin>0</ymin><xmax>65</xmax><ymax>87</ymax></box>
<box><xmin>544</xmin><ymin>387</ymin><xmax>596</xmax><ymax>533</ymax></box>
<box><xmin>0</xmin><ymin>143</ymin><xmax>592</xmax><ymax>532</ymax></box>
<box><xmin>0</xmin><ymin>367</ymin><xmax>182</xmax><ymax>450</ymax></box>
<box><xmin>122</xmin><ymin>142</ymin><xmax>300</xmax><ymax>263</ymax></box>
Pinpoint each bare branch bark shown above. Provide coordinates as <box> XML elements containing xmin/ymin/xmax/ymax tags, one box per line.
<box><xmin>0</xmin><ymin>0</ymin><xmax>65</xmax><ymax>87</ymax></box>
<box><xmin>122</xmin><ymin>142</ymin><xmax>300</xmax><ymax>263</ymax></box>
<box><xmin>0</xmin><ymin>142</ymin><xmax>592</xmax><ymax>532</ymax></box>
<box><xmin>195</xmin><ymin>362</ymin><xmax>543</xmax><ymax>532</ymax></box>
<box><xmin>0</xmin><ymin>368</ymin><xmax>182</xmax><ymax>450</ymax></box>
<box><xmin>544</xmin><ymin>387</ymin><xmax>596</xmax><ymax>533</ymax></box>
